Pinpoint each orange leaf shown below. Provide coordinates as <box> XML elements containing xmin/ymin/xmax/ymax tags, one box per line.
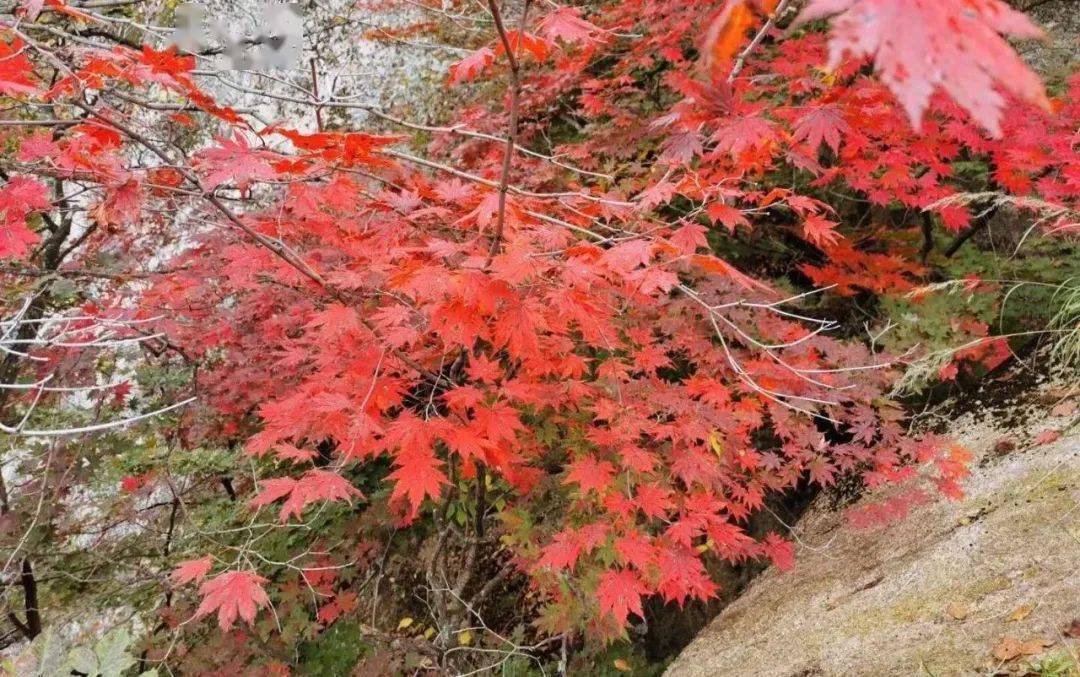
<box><xmin>690</xmin><ymin>254</ymin><xmax>773</xmax><ymax>293</ymax></box>
<box><xmin>992</xmin><ymin>635</ymin><xmax>1021</xmax><ymax>661</ymax></box>
<box><xmin>756</xmin><ymin>0</ymin><xmax>781</xmax><ymax>14</ymax></box>
<box><xmin>702</xmin><ymin>0</ymin><xmax>756</xmax><ymax>70</ymax></box>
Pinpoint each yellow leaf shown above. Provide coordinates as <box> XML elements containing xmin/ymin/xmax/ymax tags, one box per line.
<box><xmin>708</xmin><ymin>432</ymin><xmax>724</xmax><ymax>458</ymax></box>
<box><xmin>946</xmin><ymin>602</ymin><xmax>970</xmax><ymax>620</ymax></box>
<box><xmin>1008</xmin><ymin>603</ymin><xmax>1035</xmax><ymax>622</ymax></box>
<box><xmin>613</xmin><ymin>658</ymin><xmax>631</xmax><ymax>672</ymax></box>
<box><xmin>423</xmin><ymin>627</ymin><xmax>435</xmax><ymax>639</ymax></box>
<box><xmin>816</xmin><ymin>67</ymin><xmax>837</xmax><ymax>87</ymax></box>
<box><xmin>458</xmin><ymin>630</ymin><xmax>473</xmax><ymax>646</ymax></box>
<box><xmin>397</xmin><ymin>617</ymin><xmax>414</xmax><ymax>630</ymax></box>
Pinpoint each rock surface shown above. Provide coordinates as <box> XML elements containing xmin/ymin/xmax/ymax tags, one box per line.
<box><xmin>667</xmin><ymin>382</ymin><xmax>1080</xmax><ymax>677</ymax></box>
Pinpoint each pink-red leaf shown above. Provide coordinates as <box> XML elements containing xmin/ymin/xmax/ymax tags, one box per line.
<box><xmin>448</xmin><ymin>47</ymin><xmax>495</xmax><ymax>85</ymax></box>
<box><xmin>537</xmin><ymin>7</ymin><xmax>603</xmax><ymax>45</ymax></box>
<box><xmin>195</xmin><ymin>570</ymin><xmax>270</xmax><ymax>631</ymax></box>
<box><xmin>799</xmin><ymin>0</ymin><xmax>1048</xmax><ymax>136</ymax></box>
<box><xmin>171</xmin><ymin>556</ymin><xmax>213</xmax><ymax>586</ymax></box>
<box><xmin>0</xmin><ymin>176</ymin><xmax>50</xmax><ymax>259</ymax></box>
<box><xmin>251</xmin><ymin>470</ymin><xmax>361</xmax><ymax>522</ymax></box>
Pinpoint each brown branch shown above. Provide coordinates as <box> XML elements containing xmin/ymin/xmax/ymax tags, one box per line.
<box><xmin>484</xmin><ymin>0</ymin><xmax>532</xmax><ymax>264</ymax></box>
<box><xmin>728</xmin><ymin>0</ymin><xmax>794</xmax><ymax>82</ymax></box>
<box><xmin>944</xmin><ymin>206</ymin><xmax>997</xmax><ymax>258</ymax></box>
<box><xmin>0</xmin><ymin>119</ymin><xmax>78</xmax><ymax>127</ymax></box>
<box><xmin>9</xmin><ymin>559</ymin><xmax>42</xmax><ymax>640</ymax></box>
<box><xmin>309</xmin><ymin>58</ymin><xmax>325</xmax><ymax>132</ymax></box>
<box><xmin>0</xmin><ymin>264</ymin><xmax>165</xmax><ymax>280</ymax></box>
<box><xmin>920</xmin><ymin>211</ymin><xmax>934</xmax><ymax>263</ymax></box>
<box><xmin>470</xmin><ymin>560</ymin><xmax>516</xmax><ymax>606</ymax></box>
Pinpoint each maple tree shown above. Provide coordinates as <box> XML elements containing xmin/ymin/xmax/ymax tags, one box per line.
<box><xmin>0</xmin><ymin>0</ymin><xmax>1077</xmax><ymax>672</ymax></box>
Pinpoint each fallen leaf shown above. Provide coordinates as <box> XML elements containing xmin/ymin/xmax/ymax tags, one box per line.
<box><xmin>1050</xmin><ymin>400</ymin><xmax>1077</xmax><ymax>418</ymax></box>
<box><xmin>1033</xmin><ymin>429</ymin><xmax>1061</xmax><ymax>446</ymax></box>
<box><xmin>1018</xmin><ymin>637</ymin><xmax>1053</xmax><ymax>655</ymax></box>
<box><xmin>947</xmin><ymin>601</ymin><xmax>971</xmax><ymax>620</ymax></box>
<box><xmin>1008</xmin><ymin>603</ymin><xmax>1035</xmax><ymax>622</ymax></box>
<box><xmin>1041</xmin><ymin>386</ymin><xmax>1077</xmax><ymax>402</ymax></box>
<box><xmin>457</xmin><ymin>629</ymin><xmax>473</xmax><ymax>646</ymax></box>
<box><xmin>992</xmin><ymin>636</ymin><xmax>1021</xmax><ymax>661</ymax></box>
<box><xmin>613</xmin><ymin>658</ymin><xmax>632</xmax><ymax>672</ymax></box>
<box><xmin>993</xmin><ymin>438</ymin><xmax>1016</xmax><ymax>455</ymax></box>
<box><xmin>397</xmin><ymin>616</ymin><xmax>414</xmax><ymax>630</ymax></box>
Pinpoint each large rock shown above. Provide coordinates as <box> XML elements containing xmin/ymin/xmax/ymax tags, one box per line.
<box><xmin>667</xmin><ymin>385</ymin><xmax>1080</xmax><ymax>677</ymax></box>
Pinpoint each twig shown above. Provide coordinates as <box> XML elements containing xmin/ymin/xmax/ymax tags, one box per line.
<box><xmin>484</xmin><ymin>0</ymin><xmax>532</xmax><ymax>264</ymax></box>
<box><xmin>729</xmin><ymin>0</ymin><xmax>793</xmax><ymax>82</ymax></box>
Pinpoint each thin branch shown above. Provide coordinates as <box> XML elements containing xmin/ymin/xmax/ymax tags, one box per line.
<box><xmin>484</xmin><ymin>0</ymin><xmax>531</xmax><ymax>264</ymax></box>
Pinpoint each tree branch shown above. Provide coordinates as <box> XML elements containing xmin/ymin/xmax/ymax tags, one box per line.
<box><xmin>484</xmin><ymin>0</ymin><xmax>532</xmax><ymax>264</ymax></box>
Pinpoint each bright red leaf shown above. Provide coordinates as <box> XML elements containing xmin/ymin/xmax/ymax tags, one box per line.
<box><xmin>596</xmin><ymin>569</ymin><xmax>647</xmax><ymax>626</ymax></box>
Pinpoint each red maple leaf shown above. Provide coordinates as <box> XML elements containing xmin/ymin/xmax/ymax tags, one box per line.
<box><xmin>802</xmin><ymin>214</ymin><xmax>842</xmax><ymax>249</ymax></box>
<box><xmin>596</xmin><ymin>569</ymin><xmax>647</xmax><ymax>626</ymax></box>
<box><xmin>497</xmin><ymin>31</ymin><xmax>554</xmax><ymax>62</ymax></box>
<box><xmin>537</xmin><ymin>7</ymin><xmax>604</xmax><ymax>45</ymax></box>
<box><xmin>691</xmin><ymin>254</ymin><xmax>773</xmax><ymax>292</ymax></box>
<box><xmin>761</xmin><ymin>533</ymin><xmax>795</xmax><ymax>571</ymax></box>
<box><xmin>798</xmin><ymin>0</ymin><xmax>1048</xmax><ymax>136</ymax></box>
<box><xmin>564</xmin><ymin>456</ymin><xmax>616</xmax><ymax>495</ymax></box>
<box><xmin>195</xmin><ymin>570</ymin><xmax>270</xmax><ymax>631</ymax></box>
<box><xmin>660</xmin><ymin>131</ymin><xmax>703</xmax><ymax>165</ymax></box>
<box><xmin>389</xmin><ymin>446</ymin><xmax>448</xmax><ymax>521</ymax></box>
<box><xmin>250</xmin><ymin>470</ymin><xmax>361</xmax><ymax>522</ymax></box>
<box><xmin>0</xmin><ymin>176</ymin><xmax>50</xmax><ymax>258</ymax></box>
<box><xmin>171</xmin><ymin>556</ymin><xmax>213</xmax><ymax>586</ymax></box>
<box><xmin>655</xmin><ymin>546</ymin><xmax>718</xmax><ymax>604</ymax></box>
<box><xmin>448</xmin><ymin>47</ymin><xmax>495</xmax><ymax>85</ymax></box>
<box><xmin>711</xmin><ymin>115</ymin><xmax>777</xmax><ymax>156</ymax></box>
<box><xmin>273</xmin><ymin>444</ymin><xmax>319</xmax><ymax>464</ymax></box>
<box><xmin>0</xmin><ymin>40</ymin><xmax>38</xmax><ymax>98</ymax></box>
<box><xmin>440</xmin><ymin>421</ymin><xmax>494</xmax><ymax>463</ymax></box>
<box><xmin>792</xmin><ymin>105</ymin><xmax>848</xmax><ymax>152</ymax></box>
<box><xmin>441</xmin><ymin>385</ymin><xmax>486</xmax><ymax>413</ymax></box>
<box><xmin>466</xmin><ymin>353</ymin><xmax>503</xmax><ymax>383</ymax></box>
<box><xmin>536</xmin><ymin>530</ymin><xmax>584</xmax><ymax>571</ymax></box>
<box><xmin>635</xmin><ymin>484</ymin><xmax>674</xmax><ymax>518</ymax></box>
<box><xmin>615</xmin><ymin>532</ymin><xmax>655</xmax><ymax>570</ymax></box>
<box><xmin>669</xmin><ymin>222</ymin><xmax>709</xmax><ymax>254</ymax></box>
<box><xmin>137</xmin><ymin>45</ymin><xmax>195</xmax><ymax>83</ymax></box>
<box><xmin>195</xmin><ymin>134</ymin><xmax>276</xmax><ymax>190</ymax></box>
<box><xmin>637</xmin><ymin>181</ymin><xmax>678</xmax><ymax>210</ymax></box>
<box><xmin>706</xmin><ymin>202</ymin><xmax>750</xmax><ymax>233</ymax></box>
